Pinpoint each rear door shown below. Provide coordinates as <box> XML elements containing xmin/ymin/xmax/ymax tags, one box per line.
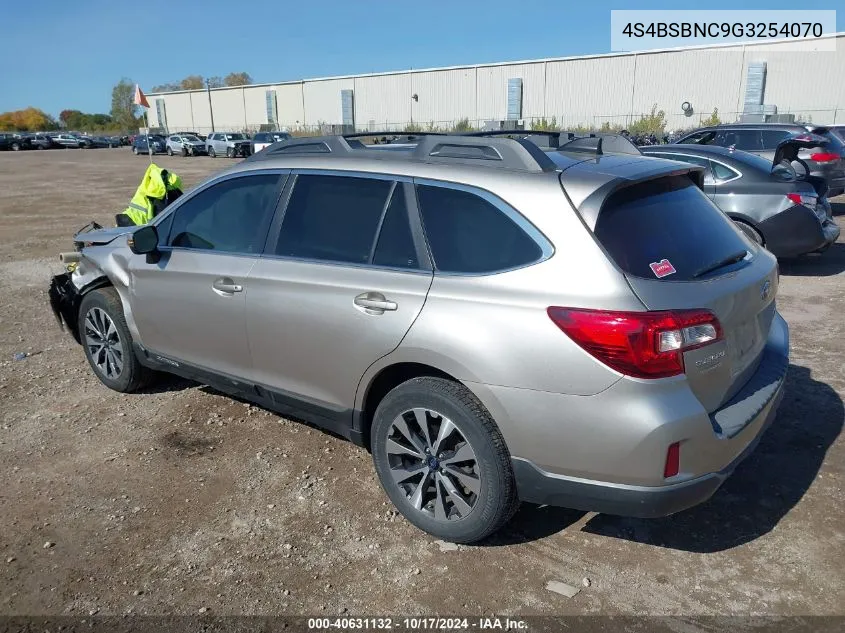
<box><xmin>591</xmin><ymin>176</ymin><xmax>779</xmax><ymax>412</ymax></box>
<box><xmin>129</xmin><ymin>171</ymin><xmax>285</xmax><ymax>376</ymax></box>
<box><xmin>246</xmin><ymin>172</ymin><xmax>433</xmax><ymax>415</ymax></box>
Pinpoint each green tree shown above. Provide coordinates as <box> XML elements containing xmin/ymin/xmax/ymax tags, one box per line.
<box><xmin>628</xmin><ymin>104</ymin><xmax>667</xmax><ymax>136</ymax></box>
<box><xmin>180</xmin><ymin>75</ymin><xmax>204</xmax><ymax>90</ymax></box>
<box><xmin>530</xmin><ymin>116</ymin><xmax>560</xmax><ymax>131</ymax></box>
<box><xmin>224</xmin><ymin>72</ymin><xmax>253</xmax><ymax>87</ymax></box>
<box><xmin>207</xmin><ymin>76</ymin><xmax>224</xmax><ymax>89</ymax></box>
<box><xmin>111</xmin><ymin>78</ymin><xmax>140</xmax><ymax>131</ymax></box>
<box><xmin>700</xmin><ymin>108</ymin><xmax>721</xmax><ymax>127</ymax></box>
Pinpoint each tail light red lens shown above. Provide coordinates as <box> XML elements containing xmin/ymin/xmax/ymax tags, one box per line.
<box><xmin>664</xmin><ymin>442</ymin><xmax>680</xmax><ymax>478</ymax></box>
<box><xmin>809</xmin><ymin>152</ymin><xmax>840</xmax><ymax>164</ymax></box>
<box><xmin>547</xmin><ymin>307</ymin><xmax>723</xmax><ymax>379</ymax></box>
<box><xmin>786</xmin><ymin>192</ymin><xmax>818</xmax><ymax>211</ymax></box>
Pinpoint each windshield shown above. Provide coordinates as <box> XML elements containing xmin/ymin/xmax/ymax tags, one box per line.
<box><xmin>183</xmin><ymin>135</ymin><xmax>201</xmax><ymax>142</ymax></box>
<box><xmin>226</xmin><ymin>134</ymin><xmax>245</xmax><ymax>140</ymax></box>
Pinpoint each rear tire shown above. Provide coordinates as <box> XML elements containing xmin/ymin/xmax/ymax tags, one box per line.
<box><xmin>78</xmin><ymin>288</ymin><xmax>153</xmax><ymax>393</ymax></box>
<box><xmin>371</xmin><ymin>376</ymin><xmax>519</xmax><ymax>543</ymax></box>
<box><xmin>132</xmin><ymin>146</ymin><xmax>138</xmax><ymax>155</ymax></box>
<box><xmin>11</xmin><ymin>142</ymin><xmax>20</xmax><ymax>151</ymax></box>
<box><xmin>167</xmin><ymin>147</ymin><xmax>174</xmax><ymax>156</ymax></box>
<box><xmin>734</xmin><ymin>219</ymin><xmax>764</xmax><ymax>246</ymax></box>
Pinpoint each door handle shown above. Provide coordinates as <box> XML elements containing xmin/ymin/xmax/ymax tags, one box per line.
<box><xmin>213</xmin><ymin>278</ymin><xmax>243</xmax><ymax>294</ymax></box>
<box><xmin>354</xmin><ymin>292</ymin><xmax>397</xmax><ymax>312</ymax></box>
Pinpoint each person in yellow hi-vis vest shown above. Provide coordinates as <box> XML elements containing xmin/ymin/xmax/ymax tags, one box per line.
<box><xmin>115</xmin><ymin>163</ymin><xmax>183</xmax><ymax>227</ymax></box>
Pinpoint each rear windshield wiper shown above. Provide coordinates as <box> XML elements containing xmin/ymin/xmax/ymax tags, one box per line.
<box><xmin>693</xmin><ymin>250</ymin><xmax>748</xmax><ymax>278</ymax></box>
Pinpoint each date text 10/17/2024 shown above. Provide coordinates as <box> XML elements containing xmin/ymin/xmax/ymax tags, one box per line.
<box><xmin>307</xmin><ymin>617</ymin><xmax>529</xmax><ymax>630</ymax></box>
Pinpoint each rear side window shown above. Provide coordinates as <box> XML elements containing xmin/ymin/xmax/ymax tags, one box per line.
<box><xmin>760</xmin><ymin>129</ymin><xmax>791</xmax><ymax>148</ymax></box>
<box><xmin>594</xmin><ymin>176</ymin><xmax>749</xmax><ymax>281</ymax></box>
<box><xmin>722</xmin><ymin>130</ymin><xmax>760</xmax><ymax>151</ymax></box>
<box><xmin>416</xmin><ymin>184</ymin><xmax>543</xmax><ymax>274</ymax></box>
<box><xmin>711</xmin><ymin>162</ymin><xmax>740</xmax><ymax>182</ymax></box>
<box><xmin>276</xmin><ymin>174</ymin><xmax>393</xmax><ymax>264</ymax></box>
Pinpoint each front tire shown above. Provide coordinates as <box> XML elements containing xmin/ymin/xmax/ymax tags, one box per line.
<box><xmin>208</xmin><ymin>146</ymin><xmax>216</xmax><ymax>158</ymax></box>
<box><xmin>11</xmin><ymin>142</ymin><xmax>20</xmax><ymax>151</ymax></box>
<box><xmin>167</xmin><ymin>147</ymin><xmax>174</xmax><ymax>156</ymax></box>
<box><xmin>78</xmin><ymin>288</ymin><xmax>153</xmax><ymax>393</ymax></box>
<box><xmin>371</xmin><ymin>377</ymin><xmax>519</xmax><ymax>543</ymax></box>
<box><xmin>132</xmin><ymin>146</ymin><xmax>139</xmax><ymax>155</ymax></box>
<box><xmin>226</xmin><ymin>147</ymin><xmax>234</xmax><ymax>158</ymax></box>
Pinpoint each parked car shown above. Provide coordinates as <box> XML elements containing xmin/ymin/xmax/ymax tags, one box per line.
<box><xmin>176</xmin><ymin>130</ymin><xmax>206</xmax><ymax>142</ymax></box>
<box><xmin>677</xmin><ymin>123</ymin><xmax>845</xmax><ymax>197</ymax></box>
<box><xmin>251</xmin><ymin>131</ymin><xmax>291</xmax><ymax>153</ymax></box>
<box><xmin>132</xmin><ymin>134</ymin><xmax>167</xmax><ymax>155</ymax></box>
<box><xmin>51</xmin><ymin>134</ymin><xmax>86</xmax><ymax>149</ymax></box>
<box><xmin>206</xmin><ymin>132</ymin><xmax>251</xmax><ymax>158</ymax></box>
<box><xmin>29</xmin><ymin>133</ymin><xmax>62</xmax><ymax>150</ymax></box>
<box><xmin>166</xmin><ymin>134</ymin><xmax>207</xmax><ymax>156</ymax></box>
<box><xmin>641</xmin><ymin>140</ymin><xmax>840</xmax><ymax>257</ymax></box>
<box><xmin>48</xmin><ymin>133</ymin><xmax>788</xmax><ymax>543</ymax></box>
<box><xmin>1</xmin><ymin>133</ymin><xmax>33</xmax><ymax>151</ymax></box>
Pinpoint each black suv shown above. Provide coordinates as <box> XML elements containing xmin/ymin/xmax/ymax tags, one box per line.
<box><xmin>678</xmin><ymin>123</ymin><xmax>845</xmax><ymax>196</ymax></box>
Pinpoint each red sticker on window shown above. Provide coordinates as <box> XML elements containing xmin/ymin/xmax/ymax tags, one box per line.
<box><xmin>649</xmin><ymin>259</ymin><xmax>676</xmax><ymax>278</ymax></box>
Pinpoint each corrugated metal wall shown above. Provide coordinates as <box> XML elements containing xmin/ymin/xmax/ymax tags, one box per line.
<box><xmin>410</xmin><ymin>68</ymin><xmax>477</xmax><ymax>126</ymax></box>
<box><xmin>545</xmin><ymin>55</ymin><xmax>636</xmax><ymax>127</ymax></box>
<box><xmin>303</xmin><ymin>78</ymin><xmax>354</xmax><ymax>124</ymax></box>
<box><xmin>630</xmin><ymin>48</ymin><xmax>746</xmax><ymax>129</ymax></box>
<box><xmin>147</xmin><ymin>34</ymin><xmax>845</xmax><ymax>133</ymax></box>
<box><xmin>275</xmin><ymin>83</ymin><xmax>305</xmax><ymax>126</ymax></box>
<box><xmin>476</xmin><ymin>63</ymin><xmax>545</xmax><ymax>122</ymax></box>
<box><xmin>353</xmin><ymin>74</ymin><xmax>412</xmax><ymax>130</ymax></box>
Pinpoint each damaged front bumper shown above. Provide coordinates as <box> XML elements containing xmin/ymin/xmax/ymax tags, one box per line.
<box><xmin>49</xmin><ymin>272</ymin><xmax>82</xmax><ymax>343</ymax></box>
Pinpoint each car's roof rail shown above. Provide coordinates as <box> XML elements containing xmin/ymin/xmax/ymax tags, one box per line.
<box><xmin>247</xmin><ymin>133</ymin><xmax>559</xmax><ymax>172</ymax></box>
<box><xmin>558</xmin><ymin>134</ymin><xmax>642</xmax><ymax>156</ymax></box>
<box><xmin>459</xmin><ymin>130</ymin><xmax>577</xmax><ymax>149</ymax></box>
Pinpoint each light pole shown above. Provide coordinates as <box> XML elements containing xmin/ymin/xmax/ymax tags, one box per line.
<box><xmin>206</xmin><ymin>79</ymin><xmax>216</xmax><ymax>133</ymax></box>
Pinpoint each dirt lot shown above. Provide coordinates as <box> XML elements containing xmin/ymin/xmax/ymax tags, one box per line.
<box><xmin>0</xmin><ymin>148</ymin><xmax>843</xmax><ymax>618</ymax></box>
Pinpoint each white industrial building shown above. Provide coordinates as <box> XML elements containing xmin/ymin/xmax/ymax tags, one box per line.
<box><xmin>145</xmin><ymin>33</ymin><xmax>845</xmax><ymax>135</ymax></box>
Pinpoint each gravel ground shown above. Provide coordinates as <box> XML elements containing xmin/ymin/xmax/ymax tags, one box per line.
<box><xmin>0</xmin><ymin>148</ymin><xmax>843</xmax><ymax>618</ymax></box>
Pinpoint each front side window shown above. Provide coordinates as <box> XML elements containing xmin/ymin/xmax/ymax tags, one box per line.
<box><xmin>415</xmin><ymin>184</ymin><xmax>543</xmax><ymax>274</ymax></box>
<box><xmin>168</xmin><ymin>174</ymin><xmax>281</xmax><ymax>253</ymax></box>
<box><xmin>276</xmin><ymin>174</ymin><xmax>394</xmax><ymax>264</ymax></box>
<box><xmin>721</xmin><ymin>130</ymin><xmax>760</xmax><ymax>151</ymax></box>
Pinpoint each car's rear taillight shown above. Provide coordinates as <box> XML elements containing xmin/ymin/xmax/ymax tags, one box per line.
<box><xmin>809</xmin><ymin>152</ymin><xmax>840</xmax><ymax>164</ymax></box>
<box><xmin>547</xmin><ymin>308</ymin><xmax>723</xmax><ymax>379</ymax></box>
<box><xmin>786</xmin><ymin>192</ymin><xmax>818</xmax><ymax>212</ymax></box>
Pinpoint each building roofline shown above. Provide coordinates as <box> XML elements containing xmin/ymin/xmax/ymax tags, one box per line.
<box><xmin>147</xmin><ymin>31</ymin><xmax>844</xmax><ymax>97</ymax></box>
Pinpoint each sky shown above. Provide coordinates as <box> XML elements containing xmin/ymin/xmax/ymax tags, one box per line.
<box><xmin>0</xmin><ymin>0</ymin><xmax>841</xmax><ymax>116</ymax></box>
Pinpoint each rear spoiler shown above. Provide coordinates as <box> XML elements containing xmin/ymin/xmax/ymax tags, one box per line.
<box><xmin>561</xmin><ymin>161</ymin><xmax>706</xmax><ymax>230</ymax></box>
<box><xmin>558</xmin><ymin>134</ymin><xmax>642</xmax><ymax>156</ymax></box>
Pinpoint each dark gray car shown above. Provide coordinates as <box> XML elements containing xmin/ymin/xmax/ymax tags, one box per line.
<box><xmin>677</xmin><ymin>123</ymin><xmax>845</xmax><ymax>197</ymax></box>
<box><xmin>641</xmin><ymin>142</ymin><xmax>840</xmax><ymax>257</ymax></box>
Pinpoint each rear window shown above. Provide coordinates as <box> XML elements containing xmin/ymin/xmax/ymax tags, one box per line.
<box><xmin>594</xmin><ymin>176</ymin><xmax>749</xmax><ymax>281</ymax></box>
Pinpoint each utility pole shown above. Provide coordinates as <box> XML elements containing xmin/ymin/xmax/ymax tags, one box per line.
<box><xmin>206</xmin><ymin>79</ymin><xmax>216</xmax><ymax>133</ymax></box>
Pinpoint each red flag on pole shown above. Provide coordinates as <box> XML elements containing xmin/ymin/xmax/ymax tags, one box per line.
<box><xmin>134</xmin><ymin>84</ymin><xmax>150</xmax><ymax>109</ymax></box>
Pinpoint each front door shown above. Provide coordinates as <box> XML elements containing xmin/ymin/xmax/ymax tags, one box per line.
<box><xmin>246</xmin><ymin>173</ymin><xmax>433</xmax><ymax>415</ymax></box>
<box><xmin>129</xmin><ymin>171</ymin><xmax>286</xmax><ymax>377</ymax></box>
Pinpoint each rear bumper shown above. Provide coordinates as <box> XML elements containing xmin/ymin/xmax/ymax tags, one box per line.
<box><xmin>471</xmin><ymin>313</ymin><xmax>789</xmax><ymax>518</ymax></box>
<box><xmin>760</xmin><ymin>205</ymin><xmax>839</xmax><ymax>257</ymax></box>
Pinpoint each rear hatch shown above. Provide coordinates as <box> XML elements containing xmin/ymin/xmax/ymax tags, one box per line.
<box><xmin>589</xmin><ymin>175</ymin><xmax>779</xmax><ymax>412</ymax></box>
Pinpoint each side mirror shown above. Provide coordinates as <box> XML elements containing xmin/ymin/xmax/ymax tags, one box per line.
<box><xmin>128</xmin><ymin>225</ymin><xmax>159</xmax><ymax>255</ymax></box>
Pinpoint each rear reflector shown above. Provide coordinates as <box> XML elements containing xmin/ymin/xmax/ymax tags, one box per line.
<box><xmin>664</xmin><ymin>442</ymin><xmax>680</xmax><ymax>478</ymax></box>
<box><xmin>786</xmin><ymin>192</ymin><xmax>818</xmax><ymax>212</ymax></box>
<box><xmin>547</xmin><ymin>307</ymin><xmax>723</xmax><ymax>379</ymax></box>
<box><xmin>810</xmin><ymin>152</ymin><xmax>840</xmax><ymax>164</ymax></box>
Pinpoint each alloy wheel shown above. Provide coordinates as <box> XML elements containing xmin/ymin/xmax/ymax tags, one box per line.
<box><xmin>385</xmin><ymin>408</ymin><xmax>480</xmax><ymax>521</ymax></box>
<box><xmin>83</xmin><ymin>307</ymin><xmax>124</xmax><ymax>380</ymax></box>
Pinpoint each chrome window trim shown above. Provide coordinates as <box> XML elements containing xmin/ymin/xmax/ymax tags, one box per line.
<box><xmin>648</xmin><ymin>152</ymin><xmax>743</xmax><ymax>185</ymax></box>
<box><xmin>412</xmin><ymin>176</ymin><xmax>555</xmax><ymax>277</ymax></box>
